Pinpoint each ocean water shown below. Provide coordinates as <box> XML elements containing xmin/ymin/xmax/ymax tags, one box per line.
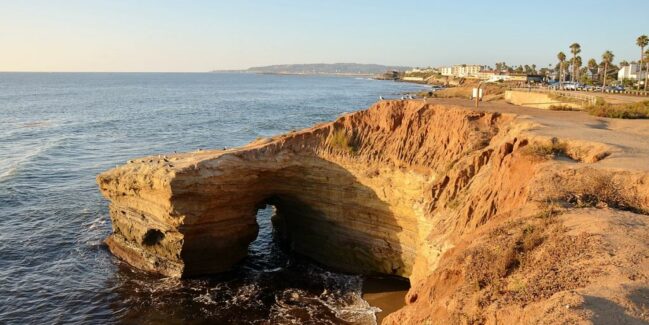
<box><xmin>0</xmin><ymin>73</ymin><xmax>425</xmax><ymax>324</ymax></box>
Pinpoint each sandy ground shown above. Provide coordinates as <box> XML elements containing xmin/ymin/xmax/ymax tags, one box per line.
<box><xmin>362</xmin><ymin>276</ymin><xmax>410</xmax><ymax>324</ymax></box>
<box><xmin>423</xmin><ymin>97</ymin><xmax>649</xmax><ymax>172</ymax></box>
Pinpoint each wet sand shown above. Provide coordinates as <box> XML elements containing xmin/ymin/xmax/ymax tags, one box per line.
<box><xmin>362</xmin><ymin>276</ymin><xmax>410</xmax><ymax>324</ymax></box>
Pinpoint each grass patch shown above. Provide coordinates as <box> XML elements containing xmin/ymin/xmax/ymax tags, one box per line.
<box><xmin>522</xmin><ymin>138</ymin><xmax>569</xmax><ymax>159</ymax></box>
<box><xmin>585</xmin><ymin>99</ymin><xmax>649</xmax><ymax>119</ymax></box>
<box><xmin>562</xmin><ymin>173</ymin><xmax>646</xmax><ymax>213</ymax></box>
<box><xmin>422</xmin><ymin>83</ymin><xmax>509</xmax><ymax>100</ymax></box>
<box><xmin>547</xmin><ymin>92</ymin><xmax>591</xmax><ymax>106</ymax></box>
<box><xmin>548</xmin><ymin>104</ymin><xmax>579</xmax><ymax>111</ymax></box>
<box><xmin>447</xmin><ymin>197</ymin><xmax>462</xmax><ymax>209</ymax></box>
<box><xmin>329</xmin><ymin>129</ymin><xmax>357</xmax><ymax>154</ymax></box>
<box><xmin>535</xmin><ymin>201</ymin><xmax>563</xmax><ymax>219</ymax></box>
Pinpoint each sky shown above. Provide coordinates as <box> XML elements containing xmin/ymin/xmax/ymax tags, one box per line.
<box><xmin>1</xmin><ymin>0</ymin><xmax>649</xmax><ymax>72</ymax></box>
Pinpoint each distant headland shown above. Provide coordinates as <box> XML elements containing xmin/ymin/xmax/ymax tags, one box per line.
<box><xmin>211</xmin><ymin>63</ymin><xmax>412</xmax><ymax>76</ymax></box>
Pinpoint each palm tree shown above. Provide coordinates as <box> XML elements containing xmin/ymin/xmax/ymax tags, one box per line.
<box><xmin>573</xmin><ymin>56</ymin><xmax>582</xmax><ymax>82</ymax></box>
<box><xmin>569</xmin><ymin>43</ymin><xmax>581</xmax><ymax>82</ymax></box>
<box><xmin>645</xmin><ymin>49</ymin><xmax>649</xmax><ymax>91</ymax></box>
<box><xmin>636</xmin><ymin>35</ymin><xmax>648</xmax><ymax>90</ymax></box>
<box><xmin>557</xmin><ymin>52</ymin><xmax>567</xmax><ymax>87</ymax></box>
<box><xmin>586</xmin><ymin>58</ymin><xmax>598</xmax><ymax>84</ymax></box>
<box><xmin>601</xmin><ymin>50</ymin><xmax>614</xmax><ymax>92</ymax></box>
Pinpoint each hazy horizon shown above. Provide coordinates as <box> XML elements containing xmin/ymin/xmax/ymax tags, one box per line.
<box><xmin>2</xmin><ymin>0</ymin><xmax>649</xmax><ymax>72</ymax></box>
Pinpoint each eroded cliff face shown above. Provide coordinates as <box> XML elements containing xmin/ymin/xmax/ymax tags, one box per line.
<box><xmin>98</xmin><ymin>100</ymin><xmax>649</xmax><ymax>323</ymax></box>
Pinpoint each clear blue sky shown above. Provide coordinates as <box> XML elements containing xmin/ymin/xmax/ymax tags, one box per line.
<box><xmin>2</xmin><ymin>0</ymin><xmax>648</xmax><ymax>72</ymax></box>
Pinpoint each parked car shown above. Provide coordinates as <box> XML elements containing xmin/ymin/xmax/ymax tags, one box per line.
<box><xmin>562</xmin><ymin>82</ymin><xmax>583</xmax><ymax>90</ymax></box>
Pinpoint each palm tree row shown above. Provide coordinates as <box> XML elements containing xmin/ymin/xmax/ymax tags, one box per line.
<box><xmin>555</xmin><ymin>34</ymin><xmax>648</xmax><ymax>92</ymax></box>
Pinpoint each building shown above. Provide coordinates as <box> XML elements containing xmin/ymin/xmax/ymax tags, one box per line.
<box><xmin>618</xmin><ymin>63</ymin><xmax>647</xmax><ymax>81</ymax></box>
<box><xmin>475</xmin><ymin>71</ymin><xmax>540</xmax><ymax>82</ymax></box>
<box><xmin>440</xmin><ymin>66</ymin><xmax>454</xmax><ymax>76</ymax></box>
<box><xmin>406</xmin><ymin>67</ymin><xmax>438</xmax><ymax>74</ymax></box>
<box><xmin>439</xmin><ymin>64</ymin><xmax>486</xmax><ymax>78</ymax></box>
<box><xmin>476</xmin><ymin>70</ymin><xmax>498</xmax><ymax>80</ymax></box>
<box><xmin>402</xmin><ymin>76</ymin><xmax>425</xmax><ymax>82</ymax></box>
<box><xmin>454</xmin><ymin>64</ymin><xmax>485</xmax><ymax>78</ymax></box>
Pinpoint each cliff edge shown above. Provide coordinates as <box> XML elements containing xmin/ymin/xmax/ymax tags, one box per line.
<box><xmin>97</xmin><ymin>100</ymin><xmax>649</xmax><ymax>324</ymax></box>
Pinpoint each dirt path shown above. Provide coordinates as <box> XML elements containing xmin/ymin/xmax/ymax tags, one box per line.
<box><xmin>421</xmin><ymin>97</ymin><xmax>649</xmax><ymax>171</ymax></box>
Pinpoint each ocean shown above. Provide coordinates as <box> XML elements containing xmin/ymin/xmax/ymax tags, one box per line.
<box><xmin>0</xmin><ymin>72</ymin><xmax>426</xmax><ymax>324</ymax></box>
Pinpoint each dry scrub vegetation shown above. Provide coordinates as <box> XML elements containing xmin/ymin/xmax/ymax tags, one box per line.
<box><xmin>586</xmin><ymin>99</ymin><xmax>649</xmax><ymax>119</ymax></box>
<box><xmin>328</xmin><ymin>129</ymin><xmax>357</xmax><ymax>154</ymax></box>
<box><xmin>419</xmin><ymin>83</ymin><xmax>508</xmax><ymax>102</ymax></box>
<box><xmin>452</xmin><ymin>216</ymin><xmax>600</xmax><ymax>323</ymax></box>
<box><xmin>548</xmin><ymin>104</ymin><xmax>580</xmax><ymax>111</ymax></box>
<box><xmin>559</xmin><ymin>173</ymin><xmax>646</xmax><ymax>214</ymax></box>
<box><xmin>521</xmin><ymin>138</ymin><xmax>571</xmax><ymax>160</ymax></box>
<box><xmin>548</xmin><ymin>94</ymin><xmax>649</xmax><ymax>119</ymax></box>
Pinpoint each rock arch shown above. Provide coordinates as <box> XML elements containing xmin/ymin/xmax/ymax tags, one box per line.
<box><xmin>98</xmin><ymin>100</ymin><xmax>649</xmax><ymax>323</ymax></box>
<box><xmin>97</xmin><ymin>101</ymin><xmax>510</xmax><ymax>278</ymax></box>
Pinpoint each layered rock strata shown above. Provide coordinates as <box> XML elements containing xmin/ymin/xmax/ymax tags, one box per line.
<box><xmin>98</xmin><ymin>100</ymin><xmax>649</xmax><ymax>323</ymax></box>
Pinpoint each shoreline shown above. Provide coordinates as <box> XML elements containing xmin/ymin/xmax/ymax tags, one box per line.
<box><xmin>362</xmin><ymin>276</ymin><xmax>410</xmax><ymax>323</ymax></box>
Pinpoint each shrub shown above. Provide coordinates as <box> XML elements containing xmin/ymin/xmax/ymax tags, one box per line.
<box><xmin>522</xmin><ymin>138</ymin><xmax>569</xmax><ymax>159</ymax></box>
<box><xmin>329</xmin><ymin>129</ymin><xmax>357</xmax><ymax>154</ymax></box>
<box><xmin>548</xmin><ymin>104</ymin><xmax>579</xmax><ymax>111</ymax></box>
<box><xmin>547</xmin><ymin>92</ymin><xmax>591</xmax><ymax>106</ymax></box>
<box><xmin>585</xmin><ymin>100</ymin><xmax>649</xmax><ymax>119</ymax></box>
<box><xmin>562</xmin><ymin>173</ymin><xmax>645</xmax><ymax>213</ymax></box>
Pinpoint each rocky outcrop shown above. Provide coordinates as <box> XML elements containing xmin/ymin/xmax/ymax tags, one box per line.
<box><xmin>98</xmin><ymin>100</ymin><xmax>649</xmax><ymax>323</ymax></box>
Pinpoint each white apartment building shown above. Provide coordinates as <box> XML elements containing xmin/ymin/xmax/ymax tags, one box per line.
<box><xmin>439</xmin><ymin>64</ymin><xmax>486</xmax><ymax>78</ymax></box>
<box><xmin>618</xmin><ymin>63</ymin><xmax>647</xmax><ymax>81</ymax></box>
<box><xmin>440</xmin><ymin>66</ymin><xmax>454</xmax><ymax>76</ymax></box>
<box><xmin>406</xmin><ymin>67</ymin><xmax>438</xmax><ymax>74</ymax></box>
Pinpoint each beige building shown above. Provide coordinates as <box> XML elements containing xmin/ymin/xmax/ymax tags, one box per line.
<box><xmin>440</xmin><ymin>64</ymin><xmax>486</xmax><ymax>78</ymax></box>
<box><xmin>440</xmin><ymin>66</ymin><xmax>454</xmax><ymax>76</ymax></box>
<box><xmin>476</xmin><ymin>70</ymin><xmax>497</xmax><ymax>80</ymax></box>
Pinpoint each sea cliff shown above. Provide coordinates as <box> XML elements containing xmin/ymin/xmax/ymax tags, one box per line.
<box><xmin>98</xmin><ymin>100</ymin><xmax>649</xmax><ymax>323</ymax></box>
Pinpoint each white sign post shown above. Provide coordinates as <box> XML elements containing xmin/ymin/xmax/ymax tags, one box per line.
<box><xmin>473</xmin><ymin>87</ymin><xmax>484</xmax><ymax>108</ymax></box>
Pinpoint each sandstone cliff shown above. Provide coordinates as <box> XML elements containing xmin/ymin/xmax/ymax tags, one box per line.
<box><xmin>98</xmin><ymin>100</ymin><xmax>649</xmax><ymax>324</ymax></box>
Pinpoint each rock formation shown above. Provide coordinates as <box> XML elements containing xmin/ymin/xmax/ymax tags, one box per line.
<box><xmin>98</xmin><ymin>100</ymin><xmax>649</xmax><ymax>323</ymax></box>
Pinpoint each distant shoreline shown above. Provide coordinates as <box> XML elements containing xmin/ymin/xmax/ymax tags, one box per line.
<box><xmin>210</xmin><ymin>70</ymin><xmax>377</xmax><ymax>77</ymax></box>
